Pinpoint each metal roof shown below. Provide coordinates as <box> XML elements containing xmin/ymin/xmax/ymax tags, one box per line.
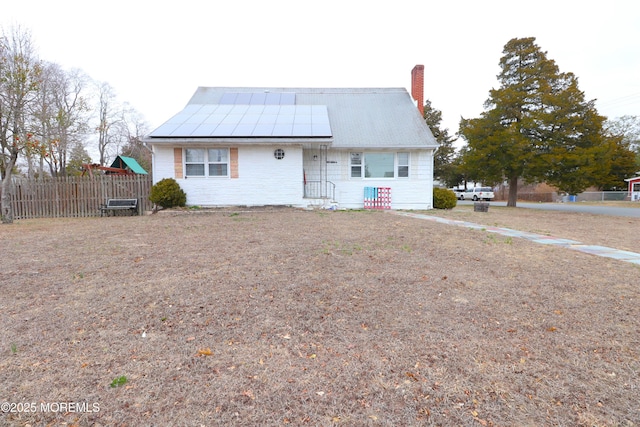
<box><xmin>146</xmin><ymin>87</ymin><xmax>438</xmax><ymax>149</ymax></box>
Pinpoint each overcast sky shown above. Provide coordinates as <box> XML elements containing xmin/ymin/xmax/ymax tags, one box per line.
<box><xmin>3</xmin><ymin>0</ymin><xmax>639</xmax><ymax>143</ymax></box>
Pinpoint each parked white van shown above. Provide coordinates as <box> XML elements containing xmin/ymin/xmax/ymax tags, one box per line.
<box><xmin>449</xmin><ymin>188</ymin><xmax>464</xmax><ymax>199</ymax></box>
<box><xmin>460</xmin><ymin>187</ymin><xmax>495</xmax><ymax>201</ymax></box>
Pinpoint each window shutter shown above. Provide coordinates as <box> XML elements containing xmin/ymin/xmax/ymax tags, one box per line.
<box><xmin>173</xmin><ymin>148</ymin><xmax>183</xmax><ymax>179</ymax></box>
<box><xmin>230</xmin><ymin>147</ymin><xmax>239</xmax><ymax>178</ymax></box>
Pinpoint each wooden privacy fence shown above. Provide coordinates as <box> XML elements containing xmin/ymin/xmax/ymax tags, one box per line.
<box><xmin>2</xmin><ymin>175</ymin><xmax>152</xmax><ymax>219</ymax></box>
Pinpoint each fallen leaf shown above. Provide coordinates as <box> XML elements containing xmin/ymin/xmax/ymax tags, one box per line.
<box><xmin>197</xmin><ymin>348</ymin><xmax>213</xmax><ymax>356</ymax></box>
<box><xmin>405</xmin><ymin>372</ymin><xmax>419</xmax><ymax>381</ymax></box>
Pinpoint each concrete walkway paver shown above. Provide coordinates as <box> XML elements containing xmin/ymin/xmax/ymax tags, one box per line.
<box><xmin>393</xmin><ymin>211</ymin><xmax>640</xmax><ymax>266</ymax></box>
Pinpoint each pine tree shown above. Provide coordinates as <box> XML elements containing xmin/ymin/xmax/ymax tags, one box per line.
<box><xmin>460</xmin><ymin>37</ymin><xmax>609</xmax><ymax>206</ymax></box>
<box><xmin>66</xmin><ymin>142</ymin><xmax>93</xmax><ymax>176</ymax></box>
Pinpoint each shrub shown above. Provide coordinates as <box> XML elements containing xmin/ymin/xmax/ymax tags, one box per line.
<box><xmin>433</xmin><ymin>187</ymin><xmax>457</xmax><ymax>209</ymax></box>
<box><xmin>149</xmin><ymin>178</ymin><xmax>187</xmax><ymax>209</ymax></box>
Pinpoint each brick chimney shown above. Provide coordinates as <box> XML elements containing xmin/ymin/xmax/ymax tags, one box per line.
<box><xmin>411</xmin><ymin>64</ymin><xmax>425</xmax><ymax>117</ymax></box>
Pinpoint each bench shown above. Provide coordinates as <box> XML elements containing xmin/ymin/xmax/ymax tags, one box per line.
<box><xmin>99</xmin><ymin>199</ymin><xmax>139</xmax><ymax>216</ymax></box>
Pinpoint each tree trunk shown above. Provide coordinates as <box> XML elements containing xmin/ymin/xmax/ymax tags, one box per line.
<box><xmin>507</xmin><ymin>175</ymin><xmax>519</xmax><ymax>207</ymax></box>
<box><xmin>0</xmin><ymin>152</ymin><xmax>17</xmax><ymax>224</ymax></box>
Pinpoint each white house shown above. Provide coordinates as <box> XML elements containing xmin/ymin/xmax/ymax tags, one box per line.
<box><xmin>144</xmin><ymin>65</ymin><xmax>438</xmax><ymax>209</ymax></box>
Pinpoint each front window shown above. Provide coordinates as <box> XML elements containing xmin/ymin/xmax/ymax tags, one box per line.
<box><xmin>350</xmin><ymin>152</ymin><xmax>409</xmax><ymax>178</ymax></box>
<box><xmin>397</xmin><ymin>152</ymin><xmax>409</xmax><ymax>178</ymax></box>
<box><xmin>185</xmin><ymin>148</ymin><xmax>205</xmax><ymax>176</ymax></box>
<box><xmin>185</xmin><ymin>148</ymin><xmax>229</xmax><ymax>177</ymax></box>
<box><xmin>350</xmin><ymin>152</ymin><xmax>362</xmax><ymax>177</ymax></box>
<box><xmin>208</xmin><ymin>149</ymin><xmax>228</xmax><ymax>176</ymax></box>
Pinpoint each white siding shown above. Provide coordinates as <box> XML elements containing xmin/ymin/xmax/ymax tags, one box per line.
<box><xmin>153</xmin><ymin>145</ymin><xmax>434</xmax><ymax>209</ymax></box>
<box><xmin>153</xmin><ymin>145</ymin><xmax>305</xmax><ymax>207</ymax></box>
<box><xmin>152</xmin><ymin>145</ymin><xmax>175</xmax><ymax>181</ymax></box>
<box><xmin>305</xmin><ymin>149</ymin><xmax>434</xmax><ymax>210</ymax></box>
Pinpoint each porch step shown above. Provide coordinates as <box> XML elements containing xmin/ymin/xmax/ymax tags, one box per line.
<box><xmin>305</xmin><ymin>198</ymin><xmax>338</xmax><ymax>210</ymax></box>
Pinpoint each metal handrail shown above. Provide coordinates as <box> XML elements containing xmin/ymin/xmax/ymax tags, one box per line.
<box><xmin>304</xmin><ymin>180</ymin><xmax>335</xmax><ymax>200</ymax></box>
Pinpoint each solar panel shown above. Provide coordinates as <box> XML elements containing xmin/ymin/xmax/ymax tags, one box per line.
<box><xmin>149</xmin><ymin>93</ymin><xmax>332</xmax><ymax>138</ymax></box>
<box><xmin>239</xmin><ymin>114</ymin><xmax>260</xmax><ymax>125</ymax></box>
<box><xmin>294</xmin><ymin>114</ymin><xmax>312</xmax><ymax>124</ymax></box>
<box><xmin>265</xmin><ymin>93</ymin><xmax>281</xmax><ymax>105</ymax></box>
<box><xmin>257</xmin><ymin>114</ymin><xmax>277</xmax><ymax>125</ymax></box>
<box><xmin>250</xmin><ymin>92</ymin><xmax>266</xmax><ymax>104</ymax></box>
<box><xmin>295</xmin><ymin>105</ymin><xmax>312</xmax><ymax>115</ymax></box>
<box><xmin>253</xmin><ymin>124</ymin><xmax>275</xmax><ymax>136</ymax></box>
<box><xmin>218</xmin><ymin>92</ymin><xmax>296</xmax><ymax>105</ymax></box>
<box><xmin>293</xmin><ymin>124</ymin><xmax>312</xmax><ymax>135</ymax></box>
<box><xmin>227</xmin><ymin>104</ymin><xmax>249</xmax><ymax>115</ymax></box>
<box><xmin>151</xmin><ymin>122</ymin><xmax>180</xmax><ymax>135</ymax></box>
<box><xmin>263</xmin><ymin>105</ymin><xmax>280</xmax><ymax>114</ymax></box>
<box><xmin>220</xmin><ymin>115</ymin><xmax>241</xmax><ymax>126</ymax></box>
<box><xmin>218</xmin><ymin>92</ymin><xmax>237</xmax><ymax>104</ymax></box>
<box><xmin>192</xmin><ymin>123</ymin><xmax>219</xmax><ymax>136</ymax></box>
<box><xmin>312</xmin><ymin>123</ymin><xmax>332</xmax><ymax>136</ymax></box>
<box><xmin>232</xmin><ymin>124</ymin><xmax>257</xmax><ymax>136</ymax></box>
<box><xmin>246</xmin><ymin>104</ymin><xmax>265</xmax><ymax>114</ymax></box>
<box><xmin>235</xmin><ymin>93</ymin><xmax>252</xmax><ymax>104</ymax></box>
<box><xmin>173</xmin><ymin>123</ymin><xmax>201</xmax><ymax>135</ymax></box>
<box><xmin>275</xmin><ymin>113</ymin><xmax>294</xmax><ymax>124</ymax></box>
<box><xmin>272</xmin><ymin>124</ymin><xmax>293</xmax><ymax>136</ymax></box>
<box><xmin>280</xmin><ymin>93</ymin><xmax>295</xmax><ymax>105</ymax></box>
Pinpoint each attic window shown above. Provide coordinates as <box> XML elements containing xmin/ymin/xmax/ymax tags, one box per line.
<box><xmin>274</xmin><ymin>149</ymin><xmax>285</xmax><ymax>160</ymax></box>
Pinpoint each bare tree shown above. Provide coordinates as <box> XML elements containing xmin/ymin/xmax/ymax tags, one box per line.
<box><xmin>119</xmin><ymin>105</ymin><xmax>151</xmax><ymax>173</ymax></box>
<box><xmin>0</xmin><ymin>25</ymin><xmax>42</xmax><ymax>223</ymax></box>
<box><xmin>95</xmin><ymin>81</ymin><xmax>126</xmax><ymax>166</ymax></box>
<box><xmin>606</xmin><ymin>115</ymin><xmax>640</xmax><ymax>151</ymax></box>
<box><xmin>32</xmin><ymin>63</ymin><xmax>90</xmax><ymax>176</ymax></box>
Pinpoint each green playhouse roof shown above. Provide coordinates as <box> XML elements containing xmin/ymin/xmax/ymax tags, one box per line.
<box><xmin>111</xmin><ymin>156</ymin><xmax>148</xmax><ymax>174</ymax></box>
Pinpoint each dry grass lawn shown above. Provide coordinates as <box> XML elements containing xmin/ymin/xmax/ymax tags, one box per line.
<box><xmin>1</xmin><ymin>205</ymin><xmax>639</xmax><ymax>426</ymax></box>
